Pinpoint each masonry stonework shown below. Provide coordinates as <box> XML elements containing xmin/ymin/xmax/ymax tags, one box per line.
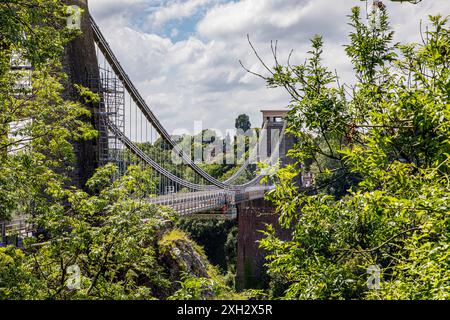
<box><xmin>63</xmin><ymin>0</ymin><xmax>100</xmax><ymax>188</ymax></box>
<box><xmin>236</xmin><ymin>198</ymin><xmax>291</xmax><ymax>290</ymax></box>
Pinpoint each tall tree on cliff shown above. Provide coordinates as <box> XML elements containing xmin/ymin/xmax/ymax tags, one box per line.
<box><xmin>248</xmin><ymin>6</ymin><xmax>450</xmax><ymax>299</ymax></box>
<box><xmin>235</xmin><ymin>113</ymin><xmax>252</xmax><ymax>133</ymax></box>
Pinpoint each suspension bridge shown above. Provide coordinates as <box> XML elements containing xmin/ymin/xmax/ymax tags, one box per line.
<box><xmin>1</xmin><ymin>2</ymin><xmax>298</xmax><ymax>246</ymax></box>
<box><xmin>87</xmin><ymin>14</ymin><xmax>290</xmax><ymax>217</ymax></box>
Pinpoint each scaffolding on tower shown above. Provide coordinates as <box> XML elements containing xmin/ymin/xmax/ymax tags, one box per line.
<box><xmin>91</xmin><ymin>68</ymin><xmax>126</xmax><ymax>173</ymax></box>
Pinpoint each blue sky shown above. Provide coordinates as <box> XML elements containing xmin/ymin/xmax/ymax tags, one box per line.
<box><xmin>89</xmin><ymin>0</ymin><xmax>450</xmax><ymax>135</ymax></box>
<box><xmin>125</xmin><ymin>0</ymin><xmax>227</xmax><ymax>41</ymax></box>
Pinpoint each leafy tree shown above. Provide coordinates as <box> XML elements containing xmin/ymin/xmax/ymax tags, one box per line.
<box><xmin>0</xmin><ymin>246</ymin><xmax>42</xmax><ymax>299</ymax></box>
<box><xmin>252</xmin><ymin>6</ymin><xmax>450</xmax><ymax>299</ymax></box>
<box><xmin>1</xmin><ymin>165</ymin><xmax>239</xmax><ymax>299</ymax></box>
<box><xmin>0</xmin><ymin>0</ymin><xmax>96</xmax><ymax>221</ymax></box>
<box><xmin>0</xmin><ymin>1</ymin><xmax>239</xmax><ymax>300</ymax></box>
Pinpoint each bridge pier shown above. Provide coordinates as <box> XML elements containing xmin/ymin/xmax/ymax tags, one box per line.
<box><xmin>235</xmin><ymin>199</ymin><xmax>291</xmax><ymax>291</ymax></box>
<box><xmin>63</xmin><ymin>0</ymin><xmax>101</xmax><ymax>188</ymax></box>
<box><xmin>235</xmin><ymin>110</ymin><xmax>299</xmax><ymax>290</ymax></box>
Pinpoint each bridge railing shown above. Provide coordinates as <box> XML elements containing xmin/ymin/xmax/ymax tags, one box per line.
<box><xmin>147</xmin><ymin>190</ymin><xmax>234</xmax><ymax>215</ymax></box>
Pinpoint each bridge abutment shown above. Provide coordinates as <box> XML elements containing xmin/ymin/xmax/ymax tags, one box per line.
<box><xmin>63</xmin><ymin>0</ymin><xmax>101</xmax><ymax>188</ymax></box>
<box><xmin>236</xmin><ymin>199</ymin><xmax>291</xmax><ymax>291</ymax></box>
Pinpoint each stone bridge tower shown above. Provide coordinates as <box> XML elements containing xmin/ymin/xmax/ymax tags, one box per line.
<box><xmin>236</xmin><ymin>110</ymin><xmax>298</xmax><ymax>290</ymax></box>
<box><xmin>260</xmin><ymin>109</ymin><xmax>295</xmax><ymax>168</ymax></box>
<box><xmin>63</xmin><ymin>0</ymin><xmax>101</xmax><ymax>188</ymax></box>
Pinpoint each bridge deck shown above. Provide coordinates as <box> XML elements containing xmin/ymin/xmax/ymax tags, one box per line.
<box><xmin>0</xmin><ymin>187</ymin><xmax>271</xmax><ymax>245</ymax></box>
<box><xmin>148</xmin><ymin>186</ymin><xmax>271</xmax><ymax>215</ymax></box>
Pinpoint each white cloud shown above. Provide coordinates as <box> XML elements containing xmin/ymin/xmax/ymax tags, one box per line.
<box><xmin>89</xmin><ymin>0</ymin><xmax>450</xmax><ymax>134</ymax></box>
<box><xmin>89</xmin><ymin>0</ymin><xmax>148</xmax><ymax>22</ymax></box>
<box><xmin>197</xmin><ymin>0</ymin><xmax>352</xmax><ymax>42</ymax></box>
<box><xmin>150</xmin><ymin>0</ymin><xmax>210</xmax><ymax>27</ymax></box>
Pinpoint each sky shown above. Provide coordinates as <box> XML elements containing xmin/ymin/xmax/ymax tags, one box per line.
<box><xmin>89</xmin><ymin>0</ymin><xmax>449</xmax><ymax>135</ymax></box>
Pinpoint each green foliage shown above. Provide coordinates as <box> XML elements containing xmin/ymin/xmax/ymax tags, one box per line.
<box><xmin>0</xmin><ymin>1</ymin><xmax>236</xmax><ymax>300</ymax></box>
<box><xmin>345</xmin><ymin>6</ymin><xmax>396</xmax><ymax>84</ymax></box>
<box><xmin>0</xmin><ymin>246</ymin><xmax>44</xmax><ymax>299</ymax></box>
<box><xmin>178</xmin><ymin>219</ymin><xmax>238</xmax><ymax>273</ymax></box>
<box><xmin>169</xmin><ymin>276</ymin><xmax>219</xmax><ymax>300</ymax></box>
<box><xmin>169</xmin><ymin>264</ymin><xmax>243</xmax><ymax>300</ymax></box>
<box><xmin>0</xmin><ymin>0</ymin><xmax>75</xmax><ymax>72</ymax></box>
<box><xmin>132</xmin><ymin>133</ymin><xmax>255</xmax><ymax>189</ymax></box>
<box><xmin>259</xmin><ymin>7</ymin><xmax>450</xmax><ymax>300</ymax></box>
<box><xmin>169</xmin><ymin>274</ymin><xmax>239</xmax><ymax>300</ymax></box>
<box><xmin>1</xmin><ymin>165</ymin><xmax>238</xmax><ymax>300</ymax></box>
<box><xmin>4</xmin><ymin>165</ymin><xmax>174</xmax><ymax>299</ymax></box>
